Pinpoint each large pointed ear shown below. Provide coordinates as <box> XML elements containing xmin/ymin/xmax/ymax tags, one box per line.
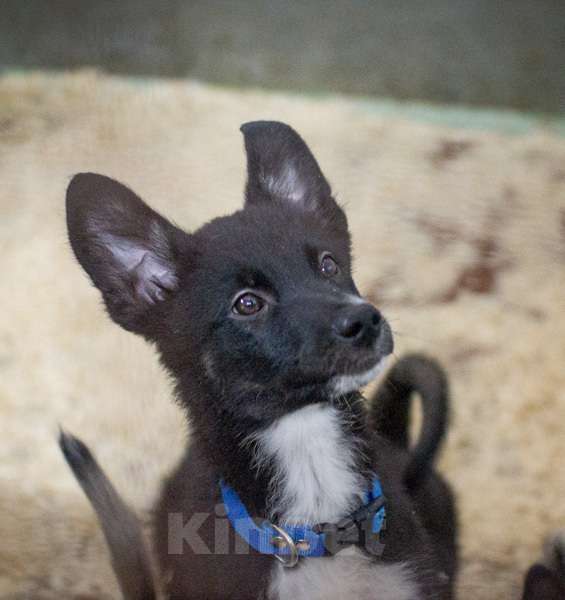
<box><xmin>66</xmin><ymin>173</ymin><xmax>186</xmax><ymax>334</ymax></box>
<box><xmin>240</xmin><ymin>121</ymin><xmax>346</xmax><ymax>226</ymax></box>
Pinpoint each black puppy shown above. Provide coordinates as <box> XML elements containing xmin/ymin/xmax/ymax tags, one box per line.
<box><xmin>62</xmin><ymin>121</ymin><xmax>460</xmax><ymax>599</ymax></box>
<box><xmin>60</xmin><ymin>354</ymin><xmax>454</xmax><ymax>599</ymax></box>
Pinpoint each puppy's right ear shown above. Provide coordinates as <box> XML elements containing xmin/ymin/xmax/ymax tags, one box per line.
<box><xmin>66</xmin><ymin>173</ymin><xmax>187</xmax><ymax>334</ymax></box>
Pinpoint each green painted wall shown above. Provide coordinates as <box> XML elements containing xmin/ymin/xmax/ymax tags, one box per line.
<box><xmin>2</xmin><ymin>0</ymin><xmax>564</xmax><ymax>114</ymax></box>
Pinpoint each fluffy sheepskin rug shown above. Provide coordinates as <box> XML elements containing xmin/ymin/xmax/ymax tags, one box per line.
<box><xmin>1</xmin><ymin>70</ymin><xmax>564</xmax><ymax>599</ymax></box>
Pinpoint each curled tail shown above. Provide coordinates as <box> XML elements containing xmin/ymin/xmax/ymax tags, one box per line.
<box><xmin>369</xmin><ymin>354</ymin><xmax>449</xmax><ymax>490</ymax></box>
<box><xmin>59</xmin><ymin>430</ymin><xmax>157</xmax><ymax>600</ymax></box>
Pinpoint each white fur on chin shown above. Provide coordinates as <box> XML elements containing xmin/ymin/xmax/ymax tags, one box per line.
<box><xmin>329</xmin><ymin>356</ymin><xmax>389</xmax><ymax>396</ymax></box>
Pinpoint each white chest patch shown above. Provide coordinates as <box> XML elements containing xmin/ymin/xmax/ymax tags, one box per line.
<box><xmin>252</xmin><ymin>404</ymin><xmax>420</xmax><ymax>600</ymax></box>
<box><xmin>269</xmin><ymin>549</ymin><xmax>418</xmax><ymax>600</ymax></box>
<box><xmin>252</xmin><ymin>403</ymin><xmax>366</xmax><ymax>525</ymax></box>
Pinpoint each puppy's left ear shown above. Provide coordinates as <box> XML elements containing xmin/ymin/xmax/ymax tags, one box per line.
<box><xmin>240</xmin><ymin>121</ymin><xmax>346</xmax><ymax>227</ymax></box>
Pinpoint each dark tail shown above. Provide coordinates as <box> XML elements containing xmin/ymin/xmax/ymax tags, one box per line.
<box><xmin>369</xmin><ymin>354</ymin><xmax>449</xmax><ymax>490</ymax></box>
<box><xmin>521</xmin><ymin>530</ymin><xmax>565</xmax><ymax>600</ymax></box>
<box><xmin>59</xmin><ymin>430</ymin><xmax>157</xmax><ymax>600</ymax></box>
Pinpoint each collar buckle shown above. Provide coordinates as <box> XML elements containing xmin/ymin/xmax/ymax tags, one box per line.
<box><xmin>314</xmin><ymin>496</ymin><xmax>387</xmax><ymax>556</ymax></box>
<box><xmin>314</xmin><ymin>518</ymin><xmax>360</xmax><ymax>555</ymax></box>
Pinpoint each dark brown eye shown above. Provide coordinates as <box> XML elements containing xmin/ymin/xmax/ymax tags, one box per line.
<box><xmin>320</xmin><ymin>254</ymin><xmax>339</xmax><ymax>277</ymax></box>
<box><xmin>233</xmin><ymin>293</ymin><xmax>265</xmax><ymax>316</ymax></box>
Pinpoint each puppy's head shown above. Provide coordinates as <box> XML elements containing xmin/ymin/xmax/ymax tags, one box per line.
<box><xmin>66</xmin><ymin>122</ymin><xmax>393</xmax><ymax>422</ymax></box>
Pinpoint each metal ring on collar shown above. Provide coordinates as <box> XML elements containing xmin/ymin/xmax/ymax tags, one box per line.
<box><xmin>271</xmin><ymin>524</ymin><xmax>299</xmax><ymax>568</ymax></box>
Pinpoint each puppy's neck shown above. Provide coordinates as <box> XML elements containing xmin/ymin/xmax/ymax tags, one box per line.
<box><xmin>249</xmin><ymin>402</ymin><xmax>370</xmax><ymax>525</ymax></box>
<box><xmin>186</xmin><ymin>379</ymin><xmax>371</xmax><ymax>523</ymax></box>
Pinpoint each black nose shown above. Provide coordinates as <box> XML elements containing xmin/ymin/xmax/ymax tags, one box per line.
<box><xmin>333</xmin><ymin>304</ymin><xmax>382</xmax><ymax>343</ymax></box>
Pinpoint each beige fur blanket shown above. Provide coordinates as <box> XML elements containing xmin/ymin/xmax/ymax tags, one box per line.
<box><xmin>1</xmin><ymin>70</ymin><xmax>564</xmax><ymax>599</ymax></box>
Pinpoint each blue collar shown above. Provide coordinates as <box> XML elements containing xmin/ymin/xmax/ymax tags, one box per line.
<box><xmin>220</xmin><ymin>477</ymin><xmax>386</xmax><ymax>567</ymax></box>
